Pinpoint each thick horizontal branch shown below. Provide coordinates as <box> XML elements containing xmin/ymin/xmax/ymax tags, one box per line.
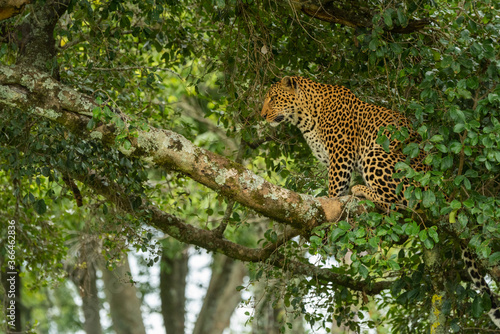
<box><xmin>287</xmin><ymin>0</ymin><xmax>430</xmax><ymax>34</ymax></box>
<box><xmin>74</xmin><ymin>169</ymin><xmax>391</xmax><ymax>295</ymax></box>
<box><xmin>0</xmin><ymin>64</ymin><xmax>349</xmax><ymax>233</ymax></box>
<box><xmin>0</xmin><ymin>63</ymin><xmax>392</xmax><ymax>293</ymax></box>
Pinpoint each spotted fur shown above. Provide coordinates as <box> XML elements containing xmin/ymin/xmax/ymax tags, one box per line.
<box><xmin>462</xmin><ymin>246</ymin><xmax>500</xmax><ymax>327</ymax></box>
<box><xmin>261</xmin><ymin>76</ymin><xmax>426</xmax><ymax>211</ymax></box>
<box><xmin>261</xmin><ymin>75</ymin><xmax>500</xmax><ymax>327</ymax></box>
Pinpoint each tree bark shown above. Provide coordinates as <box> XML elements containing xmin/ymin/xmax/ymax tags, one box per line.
<box><xmin>160</xmin><ymin>244</ymin><xmax>189</xmax><ymax>334</ymax></box>
<box><xmin>14</xmin><ymin>0</ymin><xmax>70</xmax><ymax>72</ymax></box>
<box><xmin>424</xmin><ymin>246</ymin><xmax>448</xmax><ymax>334</ymax></box>
<box><xmin>101</xmin><ymin>255</ymin><xmax>147</xmax><ymax>334</ymax></box>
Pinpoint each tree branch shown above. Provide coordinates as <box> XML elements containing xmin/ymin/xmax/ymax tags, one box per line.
<box><xmin>0</xmin><ymin>63</ymin><xmax>394</xmax><ymax>293</ymax></box>
<box><xmin>287</xmin><ymin>0</ymin><xmax>431</xmax><ymax>34</ymax></box>
<box><xmin>0</xmin><ymin>63</ymin><xmax>397</xmax><ymax>294</ymax></box>
<box><xmin>0</xmin><ymin>65</ymin><xmax>398</xmax><ymax>294</ymax></box>
<box><xmin>71</xmin><ymin>167</ymin><xmax>392</xmax><ymax>295</ymax></box>
<box><xmin>0</xmin><ymin>63</ymin><xmax>348</xmax><ymax>233</ymax></box>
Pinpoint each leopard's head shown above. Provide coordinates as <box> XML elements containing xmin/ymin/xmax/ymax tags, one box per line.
<box><xmin>261</xmin><ymin>76</ymin><xmax>302</xmax><ymax>127</ymax></box>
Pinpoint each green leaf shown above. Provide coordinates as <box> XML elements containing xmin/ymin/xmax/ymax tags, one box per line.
<box><xmin>377</xmin><ymin>134</ymin><xmax>390</xmax><ymax>152</ymax></box>
<box><xmin>449</xmin><ymin>209</ymin><xmax>457</xmax><ymax>223</ymax></box>
<box><xmin>424</xmin><ymin>238</ymin><xmax>434</xmax><ymax>249</ymax></box>
<box><xmin>472</xmin><ymin>295</ymin><xmax>483</xmax><ymax>318</ymax></box>
<box><xmin>377</xmin><ymin>228</ymin><xmax>388</xmax><ymax>237</ymax></box>
<box><xmin>383</xmin><ymin>11</ymin><xmax>393</xmax><ymax>27</ymax></box>
<box><xmin>359</xmin><ymin>264</ymin><xmax>369</xmax><ymax>278</ymax></box>
<box><xmin>453</xmin><ymin>123</ymin><xmax>466</xmax><ymax>133</ymax></box>
<box><xmin>387</xmin><ymin>260</ymin><xmax>400</xmax><ymax>270</ymax></box>
<box><xmin>419</xmin><ymin>229</ymin><xmax>428</xmax><ymax>242</ymax></box>
<box><xmin>396</xmin><ymin>291</ymin><xmax>409</xmax><ymax>304</ymax></box>
<box><xmin>355</xmin><ymin>228</ymin><xmax>366</xmax><ymax>238</ymax></box>
<box><xmin>408</xmin><ymin>288</ymin><xmax>420</xmax><ymax>301</ymax></box>
<box><xmin>454</xmin><ymin>175</ymin><xmax>464</xmax><ymax>186</ymax></box>
<box><xmin>34</xmin><ymin>199</ymin><xmax>47</xmax><ymax>215</ymax></box>
<box><xmin>123</xmin><ymin>139</ymin><xmax>132</xmax><ymax>150</ymax></box>
<box><xmin>368</xmin><ymin>237</ymin><xmax>379</xmax><ymax>249</ymax></box>
<box><xmin>450</xmin><ymin>318</ymin><xmax>461</xmax><ymax>332</ymax></box>
<box><xmin>441</xmin><ymin>56</ymin><xmax>453</xmax><ymax>68</ymax></box>
<box><xmin>422</xmin><ymin>190</ymin><xmax>436</xmax><ymax>208</ymax></box>
<box><xmin>369</xmin><ymin>38</ymin><xmax>379</xmax><ymax>51</ymax></box>
<box><xmin>450</xmin><ymin>141</ymin><xmax>462</xmax><ymax>153</ymax></box>
<box><xmin>488</xmin><ymin>93</ymin><xmax>499</xmax><ymax>103</ymax></box>
<box><xmin>457</xmin><ymin>88</ymin><xmax>472</xmax><ymax>99</ymax></box>
<box><xmin>330</xmin><ymin>228</ymin><xmax>346</xmax><ymax>242</ymax></box>
<box><xmin>396</xmin><ymin>8</ymin><xmax>408</xmax><ymax>27</ymax></box>
<box><xmin>436</xmin><ymin>144</ymin><xmax>448</xmax><ymax>153</ymax></box>
<box><xmin>428</xmin><ymin>228</ymin><xmax>439</xmax><ymax>243</ymax></box>
<box><xmin>442</xmin><ymin>299</ymin><xmax>452</xmax><ymax>315</ymax></box>
<box><xmin>482</xmin><ymin>292</ymin><xmax>492</xmax><ymax>311</ymax></box>
<box><xmin>405</xmin><ymin>222</ymin><xmax>419</xmax><ymax>236</ymax></box>
<box><xmin>440</xmin><ymin>155</ymin><xmax>454</xmax><ymax>170</ymax></box>
<box><xmin>463</xmin><ymin>177</ymin><xmax>471</xmax><ymax>190</ymax></box>
<box><xmin>466</xmin><ymin>77</ymin><xmax>479</xmax><ymax>89</ymax></box>
<box><xmin>339</xmin><ymin>220</ymin><xmax>351</xmax><ymax>230</ymax></box>
<box><xmin>430</xmin><ymin>134</ymin><xmax>444</xmax><ymax>143</ymax></box>
<box><xmin>450</xmin><ymin>200</ymin><xmax>462</xmax><ymax>210</ymax></box>
<box><xmin>403</xmin><ymin>142</ymin><xmax>420</xmax><ymax>158</ymax></box>
<box><xmin>489</xmin><ymin>252</ymin><xmax>500</xmax><ymax>265</ymax></box>
<box><xmin>463</xmin><ymin>198</ymin><xmax>475</xmax><ymax>208</ymax></box>
<box><xmin>355</xmin><ymin>238</ymin><xmax>367</xmax><ymax>245</ymax></box>
<box><xmin>310</xmin><ymin>235</ymin><xmax>322</xmax><ymax>246</ymax></box>
<box><xmin>86</xmin><ymin>118</ymin><xmax>95</xmax><ymax>129</ymax></box>
<box><xmin>390</xmin><ymin>43</ymin><xmax>402</xmax><ymax>54</ymax></box>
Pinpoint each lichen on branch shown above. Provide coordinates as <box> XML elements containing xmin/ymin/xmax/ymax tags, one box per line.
<box><xmin>0</xmin><ymin>63</ymin><xmax>346</xmax><ymax>233</ymax></box>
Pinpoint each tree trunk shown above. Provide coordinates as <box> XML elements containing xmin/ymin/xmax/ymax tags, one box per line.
<box><xmin>252</xmin><ymin>281</ymin><xmax>280</xmax><ymax>334</ymax></box>
<box><xmin>69</xmin><ymin>241</ymin><xmax>102</xmax><ymax>334</ymax></box>
<box><xmin>160</xmin><ymin>243</ymin><xmax>189</xmax><ymax>334</ymax></box>
<box><xmin>252</xmin><ymin>279</ymin><xmax>305</xmax><ymax>334</ymax></box>
<box><xmin>101</xmin><ymin>255</ymin><xmax>147</xmax><ymax>334</ymax></box>
<box><xmin>14</xmin><ymin>0</ymin><xmax>70</xmax><ymax>72</ymax></box>
<box><xmin>193</xmin><ymin>254</ymin><xmax>247</xmax><ymax>334</ymax></box>
<box><xmin>210</xmin><ymin>258</ymin><xmax>247</xmax><ymax>334</ymax></box>
<box><xmin>424</xmin><ymin>246</ymin><xmax>447</xmax><ymax>334</ymax></box>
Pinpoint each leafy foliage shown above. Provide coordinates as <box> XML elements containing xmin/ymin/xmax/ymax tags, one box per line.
<box><xmin>1</xmin><ymin>0</ymin><xmax>499</xmax><ymax>332</ymax></box>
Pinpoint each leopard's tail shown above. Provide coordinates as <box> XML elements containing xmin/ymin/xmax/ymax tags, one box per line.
<box><xmin>461</xmin><ymin>245</ymin><xmax>500</xmax><ymax>327</ymax></box>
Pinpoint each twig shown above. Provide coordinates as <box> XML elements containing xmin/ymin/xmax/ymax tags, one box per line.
<box><xmin>73</xmin><ymin>66</ymin><xmax>183</xmax><ymax>79</ymax></box>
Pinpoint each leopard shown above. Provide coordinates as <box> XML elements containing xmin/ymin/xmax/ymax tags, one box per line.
<box><xmin>260</xmin><ymin>75</ymin><xmax>500</xmax><ymax>328</ymax></box>
<box><xmin>261</xmin><ymin>75</ymin><xmax>425</xmax><ymax>210</ymax></box>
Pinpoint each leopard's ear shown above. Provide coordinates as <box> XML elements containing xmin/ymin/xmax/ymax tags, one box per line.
<box><xmin>281</xmin><ymin>76</ymin><xmax>298</xmax><ymax>94</ymax></box>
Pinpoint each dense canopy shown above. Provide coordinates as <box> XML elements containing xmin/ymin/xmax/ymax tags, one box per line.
<box><xmin>0</xmin><ymin>0</ymin><xmax>499</xmax><ymax>333</ymax></box>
